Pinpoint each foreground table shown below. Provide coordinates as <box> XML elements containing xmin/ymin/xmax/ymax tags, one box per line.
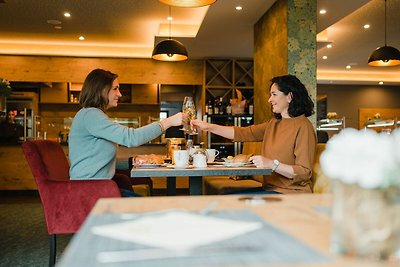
<box><xmin>57</xmin><ymin>194</ymin><xmax>397</xmax><ymax>267</ymax></box>
<box><xmin>131</xmin><ymin>165</ymin><xmax>272</xmax><ymax>195</ymax></box>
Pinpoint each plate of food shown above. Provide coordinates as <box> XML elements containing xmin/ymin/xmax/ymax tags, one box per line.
<box><xmin>219</xmin><ymin>154</ymin><xmax>254</xmax><ymax>167</ymax></box>
<box><xmin>133</xmin><ymin>164</ymin><xmax>164</xmax><ymax>169</ymax></box>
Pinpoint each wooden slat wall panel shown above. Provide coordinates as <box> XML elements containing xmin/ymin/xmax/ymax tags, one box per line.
<box><xmin>0</xmin><ymin>55</ymin><xmax>203</xmax><ymax>85</ymax></box>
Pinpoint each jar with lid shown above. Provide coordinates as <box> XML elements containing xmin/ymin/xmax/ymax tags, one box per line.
<box><xmin>192</xmin><ymin>145</ymin><xmax>207</xmax><ymax>168</ymax></box>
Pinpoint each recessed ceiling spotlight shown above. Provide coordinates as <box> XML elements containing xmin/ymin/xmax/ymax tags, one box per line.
<box><xmin>346</xmin><ymin>65</ymin><xmax>351</xmax><ymax>69</ymax></box>
<box><xmin>64</xmin><ymin>12</ymin><xmax>71</xmax><ymax>18</ymax></box>
<box><xmin>79</xmin><ymin>36</ymin><xmax>85</xmax><ymax>41</ymax></box>
<box><xmin>322</xmin><ymin>56</ymin><xmax>328</xmax><ymax>60</ymax></box>
<box><xmin>54</xmin><ymin>26</ymin><xmax>62</xmax><ymax>30</ymax></box>
<box><xmin>326</xmin><ymin>44</ymin><xmax>332</xmax><ymax>48</ymax></box>
<box><xmin>319</xmin><ymin>9</ymin><xmax>327</xmax><ymax>14</ymax></box>
<box><xmin>167</xmin><ymin>16</ymin><xmax>173</xmax><ymax>21</ymax></box>
<box><xmin>363</xmin><ymin>24</ymin><xmax>370</xmax><ymax>29</ymax></box>
<box><xmin>235</xmin><ymin>6</ymin><xmax>242</xmax><ymax>11</ymax></box>
<box><xmin>379</xmin><ymin>81</ymin><xmax>384</xmax><ymax>85</ymax></box>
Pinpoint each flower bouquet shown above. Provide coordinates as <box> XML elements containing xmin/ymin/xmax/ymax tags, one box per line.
<box><xmin>320</xmin><ymin>128</ymin><xmax>400</xmax><ymax>261</ymax></box>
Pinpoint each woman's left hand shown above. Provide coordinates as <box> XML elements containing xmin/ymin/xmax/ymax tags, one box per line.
<box><xmin>249</xmin><ymin>155</ymin><xmax>273</xmax><ymax>168</ymax></box>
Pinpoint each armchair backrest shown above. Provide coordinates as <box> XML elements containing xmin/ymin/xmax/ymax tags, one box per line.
<box><xmin>22</xmin><ymin>140</ymin><xmax>121</xmax><ymax>234</ymax></box>
<box><xmin>22</xmin><ymin>139</ymin><xmax>70</xmax><ymax>183</ymax></box>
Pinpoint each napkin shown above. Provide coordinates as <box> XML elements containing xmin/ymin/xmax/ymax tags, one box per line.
<box><xmin>92</xmin><ymin>211</ymin><xmax>262</xmax><ymax>250</ymax></box>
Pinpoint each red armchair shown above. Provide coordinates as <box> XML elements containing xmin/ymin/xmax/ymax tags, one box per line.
<box><xmin>22</xmin><ymin>140</ymin><xmax>121</xmax><ymax>267</ymax></box>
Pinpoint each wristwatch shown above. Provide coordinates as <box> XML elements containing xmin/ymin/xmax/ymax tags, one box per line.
<box><xmin>272</xmin><ymin>159</ymin><xmax>280</xmax><ymax>172</ymax></box>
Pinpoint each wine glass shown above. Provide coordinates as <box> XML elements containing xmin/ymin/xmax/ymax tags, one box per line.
<box><xmin>181</xmin><ymin>96</ymin><xmax>197</xmax><ymax>135</ymax></box>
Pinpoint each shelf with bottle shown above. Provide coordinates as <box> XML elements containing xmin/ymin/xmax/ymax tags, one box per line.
<box><xmin>317</xmin><ymin>116</ymin><xmax>345</xmax><ymax>131</ymax></box>
<box><xmin>364</xmin><ymin>118</ymin><xmax>399</xmax><ymax>134</ymax></box>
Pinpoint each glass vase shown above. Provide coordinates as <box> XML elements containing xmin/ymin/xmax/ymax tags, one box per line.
<box><xmin>331</xmin><ymin>180</ymin><xmax>400</xmax><ymax>261</ymax></box>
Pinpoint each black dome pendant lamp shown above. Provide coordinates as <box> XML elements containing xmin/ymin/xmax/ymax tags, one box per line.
<box><xmin>368</xmin><ymin>0</ymin><xmax>400</xmax><ymax>66</ymax></box>
<box><xmin>152</xmin><ymin>6</ymin><xmax>188</xmax><ymax>61</ymax></box>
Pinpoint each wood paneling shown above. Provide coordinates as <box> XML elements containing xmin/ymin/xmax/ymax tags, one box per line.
<box><xmin>40</xmin><ymin>82</ymin><xmax>68</xmax><ymax>103</ymax></box>
<box><xmin>0</xmin><ymin>55</ymin><xmax>203</xmax><ymax>85</ymax></box>
<box><xmin>131</xmin><ymin>84</ymin><xmax>159</xmax><ymax>104</ymax></box>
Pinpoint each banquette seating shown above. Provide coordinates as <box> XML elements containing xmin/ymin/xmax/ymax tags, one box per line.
<box><xmin>203</xmin><ymin>142</ymin><xmax>330</xmax><ymax>195</ymax></box>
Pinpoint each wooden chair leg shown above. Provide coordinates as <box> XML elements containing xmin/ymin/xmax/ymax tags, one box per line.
<box><xmin>49</xmin><ymin>234</ymin><xmax>56</xmax><ymax>267</ymax></box>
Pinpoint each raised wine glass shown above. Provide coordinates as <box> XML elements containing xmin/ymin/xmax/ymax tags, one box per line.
<box><xmin>181</xmin><ymin>96</ymin><xmax>197</xmax><ymax>135</ymax></box>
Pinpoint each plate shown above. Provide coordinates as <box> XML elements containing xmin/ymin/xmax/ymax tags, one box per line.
<box><xmin>222</xmin><ymin>162</ymin><xmax>254</xmax><ymax>167</ymax></box>
<box><xmin>134</xmin><ymin>164</ymin><xmax>163</xmax><ymax>169</ymax></box>
<box><xmin>166</xmin><ymin>165</ymin><xmax>194</xmax><ymax>169</ymax></box>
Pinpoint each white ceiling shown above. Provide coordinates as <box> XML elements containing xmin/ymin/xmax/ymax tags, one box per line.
<box><xmin>0</xmin><ymin>0</ymin><xmax>399</xmax><ymax>85</ymax></box>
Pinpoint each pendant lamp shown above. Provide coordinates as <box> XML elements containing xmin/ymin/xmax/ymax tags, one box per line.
<box><xmin>368</xmin><ymin>0</ymin><xmax>400</xmax><ymax>66</ymax></box>
<box><xmin>159</xmin><ymin>0</ymin><xmax>217</xmax><ymax>8</ymax></box>
<box><xmin>152</xmin><ymin>6</ymin><xmax>188</xmax><ymax>61</ymax></box>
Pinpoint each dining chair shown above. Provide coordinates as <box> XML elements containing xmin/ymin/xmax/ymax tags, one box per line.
<box><xmin>21</xmin><ymin>140</ymin><xmax>121</xmax><ymax>267</ymax></box>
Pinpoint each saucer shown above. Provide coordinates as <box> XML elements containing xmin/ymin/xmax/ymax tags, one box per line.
<box><xmin>172</xmin><ymin>164</ymin><xmax>193</xmax><ymax>169</ymax></box>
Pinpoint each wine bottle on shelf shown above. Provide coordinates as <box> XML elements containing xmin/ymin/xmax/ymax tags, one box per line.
<box><xmin>218</xmin><ymin>97</ymin><xmax>224</xmax><ymax>115</ymax></box>
<box><xmin>248</xmin><ymin>98</ymin><xmax>254</xmax><ymax>115</ymax></box>
<box><xmin>226</xmin><ymin>101</ymin><xmax>232</xmax><ymax>115</ymax></box>
<box><xmin>207</xmin><ymin>99</ymin><xmax>213</xmax><ymax>115</ymax></box>
<box><xmin>214</xmin><ymin>98</ymin><xmax>219</xmax><ymax>115</ymax></box>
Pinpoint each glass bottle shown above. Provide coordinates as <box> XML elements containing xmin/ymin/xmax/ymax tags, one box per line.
<box><xmin>207</xmin><ymin>99</ymin><xmax>213</xmax><ymax>115</ymax></box>
<box><xmin>213</xmin><ymin>98</ymin><xmax>219</xmax><ymax>115</ymax></box>
<box><xmin>218</xmin><ymin>97</ymin><xmax>224</xmax><ymax>115</ymax></box>
<box><xmin>248</xmin><ymin>98</ymin><xmax>254</xmax><ymax>115</ymax></box>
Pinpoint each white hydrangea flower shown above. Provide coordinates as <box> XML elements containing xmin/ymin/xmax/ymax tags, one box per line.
<box><xmin>320</xmin><ymin>128</ymin><xmax>400</xmax><ymax>189</ymax></box>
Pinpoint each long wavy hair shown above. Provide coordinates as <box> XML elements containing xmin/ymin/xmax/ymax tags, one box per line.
<box><xmin>79</xmin><ymin>69</ymin><xmax>118</xmax><ymax>112</ymax></box>
<box><xmin>270</xmin><ymin>75</ymin><xmax>314</xmax><ymax>119</ymax></box>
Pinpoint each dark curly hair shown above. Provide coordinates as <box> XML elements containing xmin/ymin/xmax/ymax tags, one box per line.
<box><xmin>79</xmin><ymin>69</ymin><xmax>118</xmax><ymax>112</ymax></box>
<box><xmin>270</xmin><ymin>75</ymin><xmax>314</xmax><ymax>119</ymax></box>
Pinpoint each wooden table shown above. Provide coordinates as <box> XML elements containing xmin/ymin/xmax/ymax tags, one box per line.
<box><xmin>131</xmin><ymin>165</ymin><xmax>272</xmax><ymax>195</ymax></box>
<box><xmin>57</xmin><ymin>194</ymin><xmax>397</xmax><ymax>267</ymax></box>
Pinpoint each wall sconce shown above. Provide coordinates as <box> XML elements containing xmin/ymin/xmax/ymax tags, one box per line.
<box><xmin>159</xmin><ymin>0</ymin><xmax>217</xmax><ymax>8</ymax></box>
<box><xmin>368</xmin><ymin>0</ymin><xmax>400</xmax><ymax>66</ymax></box>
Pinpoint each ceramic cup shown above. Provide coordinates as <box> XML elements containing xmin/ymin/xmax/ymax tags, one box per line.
<box><xmin>173</xmin><ymin>150</ymin><xmax>189</xmax><ymax>167</ymax></box>
<box><xmin>206</xmin><ymin>149</ymin><xmax>220</xmax><ymax>163</ymax></box>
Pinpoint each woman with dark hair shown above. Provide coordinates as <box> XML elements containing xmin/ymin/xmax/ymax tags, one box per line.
<box><xmin>69</xmin><ymin>68</ymin><xmax>184</xmax><ymax>196</ymax></box>
<box><xmin>191</xmin><ymin>74</ymin><xmax>316</xmax><ymax>194</ymax></box>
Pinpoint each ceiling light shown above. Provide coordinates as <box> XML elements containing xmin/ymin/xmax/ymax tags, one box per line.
<box><xmin>322</xmin><ymin>56</ymin><xmax>328</xmax><ymax>60</ymax></box>
<box><xmin>379</xmin><ymin>81</ymin><xmax>384</xmax><ymax>85</ymax></box>
<box><xmin>368</xmin><ymin>0</ymin><xmax>400</xmax><ymax>67</ymax></box>
<box><xmin>319</xmin><ymin>9</ymin><xmax>327</xmax><ymax>14</ymax></box>
<box><xmin>159</xmin><ymin>0</ymin><xmax>216</xmax><ymax>7</ymax></box>
<box><xmin>346</xmin><ymin>65</ymin><xmax>351</xmax><ymax>69</ymax></box>
<box><xmin>235</xmin><ymin>6</ymin><xmax>242</xmax><ymax>11</ymax></box>
<box><xmin>78</xmin><ymin>36</ymin><xmax>85</xmax><ymax>41</ymax></box>
<box><xmin>326</xmin><ymin>44</ymin><xmax>332</xmax><ymax>48</ymax></box>
<box><xmin>47</xmin><ymin>19</ymin><xmax>61</xmax><ymax>25</ymax></box>
<box><xmin>152</xmin><ymin>6</ymin><xmax>188</xmax><ymax>61</ymax></box>
<box><xmin>363</xmin><ymin>24</ymin><xmax>370</xmax><ymax>29</ymax></box>
<box><xmin>64</xmin><ymin>12</ymin><xmax>71</xmax><ymax>17</ymax></box>
<box><xmin>54</xmin><ymin>26</ymin><xmax>62</xmax><ymax>30</ymax></box>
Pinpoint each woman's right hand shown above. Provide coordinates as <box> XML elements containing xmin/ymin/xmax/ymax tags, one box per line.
<box><xmin>190</xmin><ymin>119</ymin><xmax>212</xmax><ymax>132</ymax></box>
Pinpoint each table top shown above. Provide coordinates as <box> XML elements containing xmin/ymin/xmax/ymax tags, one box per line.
<box><xmin>130</xmin><ymin>165</ymin><xmax>272</xmax><ymax>177</ymax></box>
<box><xmin>58</xmin><ymin>194</ymin><xmax>396</xmax><ymax>267</ymax></box>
